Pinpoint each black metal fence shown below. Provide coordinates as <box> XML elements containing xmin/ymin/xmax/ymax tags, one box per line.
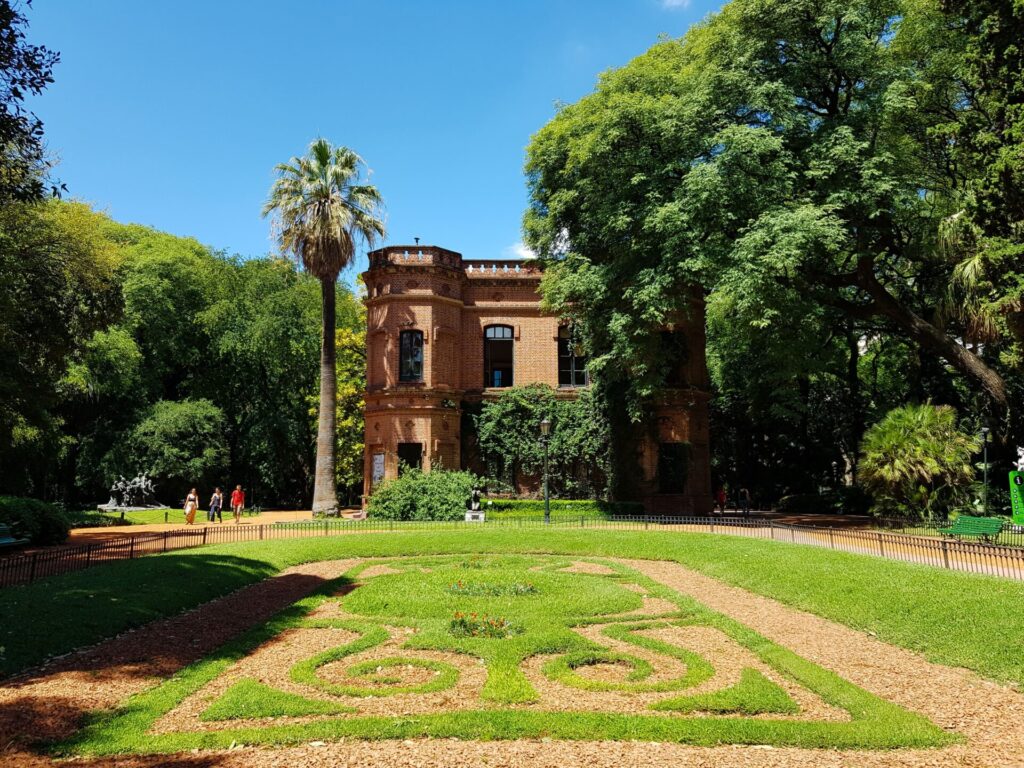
<box><xmin>1</xmin><ymin>515</ymin><xmax>1022</xmax><ymax>588</ymax></box>
<box><xmin>872</xmin><ymin>517</ymin><xmax>1024</xmax><ymax>548</ymax></box>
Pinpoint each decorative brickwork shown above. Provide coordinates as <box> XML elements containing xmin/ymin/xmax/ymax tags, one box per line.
<box><xmin>362</xmin><ymin>245</ymin><xmax>711</xmax><ymax>514</ymax></box>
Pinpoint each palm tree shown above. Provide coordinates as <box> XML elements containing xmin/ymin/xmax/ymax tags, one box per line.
<box><xmin>263</xmin><ymin>139</ymin><xmax>385</xmax><ymax>514</ymax></box>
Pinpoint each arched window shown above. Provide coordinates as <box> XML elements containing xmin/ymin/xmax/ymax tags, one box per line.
<box><xmin>399</xmin><ymin>330</ymin><xmax>424</xmax><ymax>382</ymax></box>
<box><xmin>484</xmin><ymin>325</ymin><xmax>514</xmax><ymax>388</ymax></box>
<box><xmin>558</xmin><ymin>326</ymin><xmax>588</xmax><ymax>387</ymax></box>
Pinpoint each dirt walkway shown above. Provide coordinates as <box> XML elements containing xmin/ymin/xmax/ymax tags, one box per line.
<box><xmin>63</xmin><ymin>511</ymin><xmax>329</xmax><ymax>546</ymax></box>
<box><xmin>3</xmin><ymin>555</ymin><xmax>1023</xmax><ymax>767</ymax></box>
<box><xmin>0</xmin><ymin>558</ymin><xmax>360</xmax><ymax>765</ymax></box>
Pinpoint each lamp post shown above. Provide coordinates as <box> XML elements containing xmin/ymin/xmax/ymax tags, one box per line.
<box><xmin>981</xmin><ymin>426</ymin><xmax>990</xmax><ymax>515</ymax></box>
<box><xmin>540</xmin><ymin>417</ymin><xmax>551</xmax><ymax>525</ymax></box>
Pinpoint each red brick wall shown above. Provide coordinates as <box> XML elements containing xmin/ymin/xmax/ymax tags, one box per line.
<box><xmin>362</xmin><ymin>245</ymin><xmax>711</xmax><ymax>514</ymax></box>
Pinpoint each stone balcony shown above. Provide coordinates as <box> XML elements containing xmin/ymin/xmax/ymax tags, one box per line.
<box><xmin>367</xmin><ymin>245</ymin><xmax>463</xmax><ymax>271</ymax></box>
<box><xmin>367</xmin><ymin>245</ymin><xmax>543</xmax><ymax>279</ymax></box>
<box><xmin>464</xmin><ymin>259</ymin><xmax>542</xmax><ymax>278</ymax></box>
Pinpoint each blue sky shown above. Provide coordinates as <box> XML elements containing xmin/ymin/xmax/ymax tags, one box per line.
<box><xmin>30</xmin><ymin>0</ymin><xmax>719</xmax><ymax>280</ymax></box>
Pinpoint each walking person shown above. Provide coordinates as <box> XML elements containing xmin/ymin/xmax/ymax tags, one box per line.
<box><xmin>715</xmin><ymin>486</ymin><xmax>727</xmax><ymax>515</ymax></box>
<box><xmin>739</xmin><ymin>486</ymin><xmax>751</xmax><ymax>517</ymax></box>
<box><xmin>208</xmin><ymin>487</ymin><xmax>223</xmax><ymax>523</ymax></box>
<box><xmin>230</xmin><ymin>484</ymin><xmax>245</xmax><ymax>524</ymax></box>
<box><xmin>183</xmin><ymin>488</ymin><xmax>199</xmax><ymax>525</ymax></box>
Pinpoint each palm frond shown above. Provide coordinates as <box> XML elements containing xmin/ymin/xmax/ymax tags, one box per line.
<box><xmin>262</xmin><ymin>138</ymin><xmax>386</xmax><ymax>280</ymax></box>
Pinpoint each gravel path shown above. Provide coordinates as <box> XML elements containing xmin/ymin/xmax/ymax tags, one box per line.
<box><xmin>4</xmin><ymin>555</ymin><xmax>1024</xmax><ymax>767</ymax></box>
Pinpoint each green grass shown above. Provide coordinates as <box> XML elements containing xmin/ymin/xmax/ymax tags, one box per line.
<box><xmin>652</xmin><ymin>668</ymin><xmax>799</xmax><ymax>714</ymax></box>
<box><xmin>3</xmin><ymin>528</ymin><xmax>1024</xmax><ymax>694</ymax></box>
<box><xmin>66</xmin><ymin>508</ymin><xmax>176</xmax><ymax>527</ymax></box>
<box><xmin>200</xmin><ymin>679</ymin><xmax>355</xmax><ymax>721</ymax></box>
<box><xmin>58</xmin><ymin>555</ymin><xmax>953</xmax><ymax>755</ymax></box>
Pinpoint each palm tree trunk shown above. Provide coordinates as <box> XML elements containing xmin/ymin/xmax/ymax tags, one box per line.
<box><xmin>312</xmin><ymin>277</ymin><xmax>339</xmax><ymax>514</ymax></box>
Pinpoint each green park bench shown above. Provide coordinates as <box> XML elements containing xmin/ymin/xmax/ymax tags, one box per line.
<box><xmin>937</xmin><ymin>515</ymin><xmax>1003</xmax><ymax>543</ymax></box>
<box><xmin>0</xmin><ymin>523</ymin><xmax>29</xmax><ymax>549</ymax></box>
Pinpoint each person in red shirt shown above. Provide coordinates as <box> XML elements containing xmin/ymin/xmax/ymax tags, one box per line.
<box><xmin>230</xmin><ymin>485</ymin><xmax>245</xmax><ymax>524</ymax></box>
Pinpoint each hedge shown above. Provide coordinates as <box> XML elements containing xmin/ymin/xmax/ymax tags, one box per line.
<box><xmin>0</xmin><ymin>496</ymin><xmax>70</xmax><ymax>545</ymax></box>
<box><xmin>482</xmin><ymin>499</ymin><xmax>645</xmax><ymax>518</ymax></box>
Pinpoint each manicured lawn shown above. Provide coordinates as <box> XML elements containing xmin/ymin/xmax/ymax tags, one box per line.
<box><xmin>2</xmin><ymin>528</ymin><xmax>1024</xmax><ymax>694</ymax></box>
<box><xmin>60</xmin><ymin>554</ymin><xmax>951</xmax><ymax>754</ymax></box>
<box><xmin>65</xmin><ymin>508</ymin><xmax>176</xmax><ymax>527</ymax></box>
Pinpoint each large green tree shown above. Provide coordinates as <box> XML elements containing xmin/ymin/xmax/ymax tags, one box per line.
<box><xmin>263</xmin><ymin>139</ymin><xmax>384</xmax><ymax>514</ymax></box>
<box><xmin>524</xmin><ymin>0</ymin><xmax>1018</xmax><ymax>423</ymax></box>
<box><xmin>0</xmin><ymin>0</ymin><xmax>61</xmax><ymax>202</ymax></box>
<box><xmin>0</xmin><ymin>201</ymin><xmax>118</xmax><ymax>495</ymax></box>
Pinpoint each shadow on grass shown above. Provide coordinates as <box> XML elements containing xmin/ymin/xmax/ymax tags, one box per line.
<box><xmin>0</xmin><ymin>557</ymin><xmax>353</xmax><ymax>761</ymax></box>
<box><xmin>0</xmin><ymin>552</ymin><xmax>288</xmax><ymax>679</ymax></box>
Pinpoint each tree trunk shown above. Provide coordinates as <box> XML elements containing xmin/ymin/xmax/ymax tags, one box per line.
<box><xmin>856</xmin><ymin>259</ymin><xmax>1010</xmax><ymax>410</ymax></box>
<box><xmin>845</xmin><ymin>330</ymin><xmax>863</xmax><ymax>483</ymax></box>
<box><xmin>312</xmin><ymin>277</ymin><xmax>339</xmax><ymax>515</ymax></box>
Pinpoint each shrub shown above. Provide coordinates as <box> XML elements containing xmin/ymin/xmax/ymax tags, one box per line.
<box><xmin>860</xmin><ymin>404</ymin><xmax>980</xmax><ymax>519</ymax></box>
<box><xmin>367</xmin><ymin>468</ymin><xmax>480</xmax><ymax>521</ymax></box>
<box><xmin>0</xmin><ymin>496</ymin><xmax>70</xmax><ymax>545</ymax></box>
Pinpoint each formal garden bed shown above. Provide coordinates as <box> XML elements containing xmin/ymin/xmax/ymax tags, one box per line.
<box><xmin>2</xmin><ymin>531</ymin><xmax>1024</xmax><ymax>766</ymax></box>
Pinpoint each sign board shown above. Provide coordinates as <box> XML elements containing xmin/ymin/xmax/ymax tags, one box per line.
<box><xmin>371</xmin><ymin>453</ymin><xmax>385</xmax><ymax>487</ymax></box>
<box><xmin>465</xmin><ymin>511</ymin><xmax>485</xmax><ymax>523</ymax></box>
<box><xmin>1011</xmin><ymin>471</ymin><xmax>1024</xmax><ymax>525</ymax></box>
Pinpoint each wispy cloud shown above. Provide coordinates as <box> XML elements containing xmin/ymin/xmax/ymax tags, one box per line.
<box><xmin>503</xmin><ymin>241</ymin><xmax>536</xmax><ymax>259</ymax></box>
<box><xmin>660</xmin><ymin>0</ymin><xmax>691</xmax><ymax>8</ymax></box>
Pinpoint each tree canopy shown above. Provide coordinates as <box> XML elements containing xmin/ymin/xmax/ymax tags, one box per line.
<box><xmin>0</xmin><ymin>200</ymin><xmax>365</xmax><ymax>508</ymax></box>
<box><xmin>525</xmin><ymin>0</ymin><xmax>1022</xmax><ymax>421</ymax></box>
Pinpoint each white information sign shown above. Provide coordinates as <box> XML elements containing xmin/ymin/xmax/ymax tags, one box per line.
<box><xmin>371</xmin><ymin>453</ymin><xmax>385</xmax><ymax>486</ymax></box>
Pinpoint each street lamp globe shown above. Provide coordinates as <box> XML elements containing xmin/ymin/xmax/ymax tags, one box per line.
<box><xmin>540</xmin><ymin>417</ymin><xmax>551</xmax><ymax>437</ymax></box>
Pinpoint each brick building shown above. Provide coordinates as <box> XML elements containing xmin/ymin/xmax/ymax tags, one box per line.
<box><xmin>361</xmin><ymin>244</ymin><xmax>712</xmax><ymax>514</ymax></box>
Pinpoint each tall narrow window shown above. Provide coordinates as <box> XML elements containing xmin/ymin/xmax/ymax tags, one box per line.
<box><xmin>558</xmin><ymin>326</ymin><xmax>589</xmax><ymax>387</ymax></box>
<box><xmin>399</xmin><ymin>330</ymin><xmax>424</xmax><ymax>382</ymax></box>
<box><xmin>397</xmin><ymin>442</ymin><xmax>422</xmax><ymax>474</ymax></box>
<box><xmin>484</xmin><ymin>325</ymin><xmax>514</xmax><ymax>388</ymax></box>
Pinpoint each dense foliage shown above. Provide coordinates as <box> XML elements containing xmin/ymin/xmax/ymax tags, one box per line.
<box><xmin>367</xmin><ymin>468</ymin><xmax>479</xmax><ymax>521</ymax></box>
<box><xmin>470</xmin><ymin>384</ymin><xmax>610</xmax><ymax>498</ymax></box>
<box><xmin>860</xmin><ymin>404</ymin><xmax>981</xmax><ymax>519</ymax></box>
<box><xmin>0</xmin><ymin>201</ymin><xmax>364</xmax><ymax>508</ymax></box>
<box><xmin>0</xmin><ymin>0</ymin><xmax>61</xmax><ymax>202</ymax></box>
<box><xmin>0</xmin><ymin>495</ymin><xmax>68</xmax><ymax>544</ymax></box>
<box><xmin>525</xmin><ymin>0</ymin><xmax>1024</xmax><ymax>509</ymax></box>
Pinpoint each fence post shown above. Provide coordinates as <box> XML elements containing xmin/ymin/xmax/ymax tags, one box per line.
<box><xmin>770</xmin><ymin>521</ymin><xmax>775</xmax><ymax>541</ymax></box>
<box><xmin>129</xmin><ymin>537</ymin><xmax>135</xmax><ymax>559</ymax></box>
<box><xmin>324</xmin><ymin>520</ymin><xmax>328</xmax><ymax>537</ymax></box>
<box><xmin>941</xmin><ymin>539</ymin><xmax>950</xmax><ymax>569</ymax></box>
<box><xmin>86</xmin><ymin>544</ymin><xmax>93</xmax><ymax>566</ymax></box>
<box><xmin>259</xmin><ymin>525</ymin><xmax>264</xmax><ymax>541</ymax></box>
<box><xmin>791</xmin><ymin>527</ymin><xmax>795</xmax><ymax>543</ymax></box>
<box><xmin>163</xmin><ymin>531</ymin><xmax>168</xmax><ymax>552</ymax></box>
<box><xmin>877</xmin><ymin>531</ymin><xmax>885</xmax><ymax>557</ymax></box>
<box><xmin>828</xmin><ymin>528</ymin><xmax>835</xmax><ymax>550</ymax></box>
<box><xmin>29</xmin><ymin>551</ymin><xmax>38</xmax><ymax>582</ymax></box>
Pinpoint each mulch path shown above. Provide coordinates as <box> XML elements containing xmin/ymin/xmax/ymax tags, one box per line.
<box><xmin>0</xmin><ymin>558</ymin><xmax>360</xmax><ymax>763</ymax></box>
<box><xmin>4</xmin><ymin>555</ymin><xmax>1024</xmax><ymax>767</ymax></box>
